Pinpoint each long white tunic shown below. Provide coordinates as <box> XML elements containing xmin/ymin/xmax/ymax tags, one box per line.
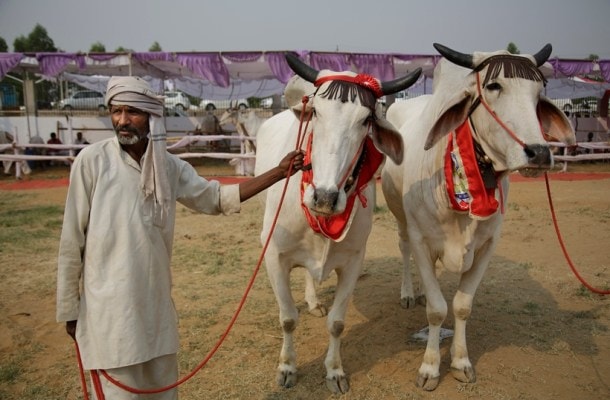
<box><xmin>56</xmin><ymin>137</ymin><xmax>241</xmax><ymax>369</ymax></box>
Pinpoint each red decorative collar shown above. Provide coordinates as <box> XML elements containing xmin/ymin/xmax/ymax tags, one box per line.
<box><xmin>301</xmin><ymin>134</ymin><xmax>384</xmax><ymax>241</ymax></box>
<box><xmin>314</xmin><ymin>74</ymin><xmax>383</xmax><ymax>98</ymax></box>
<box><xmin>444</xmin><ymin>121</ymin><xmax>501</xmax><ymax>219</ymax></box>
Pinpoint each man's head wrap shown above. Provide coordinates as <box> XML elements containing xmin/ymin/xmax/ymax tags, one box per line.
<box><xmin>105</xmin><ymin>76</ymin><xmax>170</xmax><ymax>227</ymax></box>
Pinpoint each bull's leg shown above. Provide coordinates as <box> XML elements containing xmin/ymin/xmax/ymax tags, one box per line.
<box><xmin>304</xmin><ymin>270</ymin><xmax>328</xmax><ymax>317</ymax></box>
<box><xmin>323</xmin><ymin>265</ymin><xmax>361</xmax><ymax>394</ymax></box>
<box><xmin>412</xmin><ymin>250</ymin><xmax>447</xmax><ymax>391</ymax></box>
<box><xmin>266</xmin><ymin>260</ymin><xmax>300</xmax><ymax>388</ymax></box>
<box><xmin>398</xmin><ymin>238</ymin><xmax>424</xmax><ymax>308</ymax></box>
<box><xmin>450</xmin><ymin>245</ymin><xmax>494</xmax><ymax>384</ymax></box>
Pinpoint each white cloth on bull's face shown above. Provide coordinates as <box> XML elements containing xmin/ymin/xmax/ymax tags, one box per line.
<box><xmin>105</xmin><ymin>76</ymin><xmax>170</xmax><ymax>227</ymax></box>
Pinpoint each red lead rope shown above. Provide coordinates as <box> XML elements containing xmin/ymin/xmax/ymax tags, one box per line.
<box><xmin>73</xmin><ymin>96</ymin><xmax>314</xmax><ymax>398</ymax></box>
<box><xmin>544</xmin><ymin>172</ymin><xmax>610</xmax><ymax>295</ymax></box>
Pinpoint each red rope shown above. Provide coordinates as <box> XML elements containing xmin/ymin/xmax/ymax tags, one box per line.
<box><xmin>74</xmin><ymin>96</ymin><xmax>313</xmax><ymax>397</ymax></box>
<box><xmin>544</xmin><ymin>172</ymin><xmax>610</xmax><ymax>295</ymax></box>
<box><xmin>73</xmin><ymin>341</ymin><xmax>90</xmax><ymax>400</ymax></box>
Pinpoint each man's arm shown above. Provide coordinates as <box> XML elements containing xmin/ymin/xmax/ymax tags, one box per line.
<box><xmin>238</xmin><ymin>150</ymin><xmax>304</xmax><ymax>202</ymax></box>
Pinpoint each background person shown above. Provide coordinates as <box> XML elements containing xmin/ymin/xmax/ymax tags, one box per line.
<box><xmin>56</xmin><ymin>76</ymin><xmax>303</xmax><ymax>399</ymax></box>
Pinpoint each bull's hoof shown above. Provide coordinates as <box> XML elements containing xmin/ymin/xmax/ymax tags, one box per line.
<box><xmin>276</xmin><ymin>369</ymin><xmax>297</xmax><ymax>388</ymax></box>
<box><xmin>308</xmin><ymin>304</ymin><xmax>328</xmax><ymax>317</ymax></box>
<box><xmin>416</xmin><ymin>374</ymin><xmax>440</xmax><ymax>391</ymax></box>
<box><xmin>400</xmin><ymin>296</ymin><xmax>416</xmax><ymax>309</ymax></box>
<box><xmin>326</xmin><ymin>374</ymin><xmax>350</xmax><ymax>394</ymax></box>
<box><xmin>400</xmin><ymin>294</ymin><xmax>426</xmax><ymax>309</ymax></box>
<box><xmin>451</xmin><ymin>365</ymin><xmax>476</xmax><ymax>383</ymax></box>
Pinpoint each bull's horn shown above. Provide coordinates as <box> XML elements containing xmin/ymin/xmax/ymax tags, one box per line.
<box><xmin>533</xmin><ymin>44</ymin><xmax>552</xmax><ymax>67</ymax></box>
<box><xmin>380</xmin><ymin>68</ymin><xmax>422</xmax><ymax>95</ymax></box>
<box><xmin>433</xmin><ymin>43</ymin><xmax>474</xmax><ymax>69</ymax></box>
<box><xmin>285</xmin><ymin>53</ymin><xmax>319</xmax><ymax>83</ymax></box>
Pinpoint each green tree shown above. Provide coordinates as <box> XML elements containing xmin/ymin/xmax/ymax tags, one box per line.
<box><xmin>149</xmin><ymin>41</ymin><xmax>162</xmax><ymax>52</ymax></box>
<box><xmin>0</xmin><ymin>37</ymin><xmax>8</xmax><ymax>52</ymax></box>
<box><xmin>13</xmin><ymin>24</ymin><xmax>57</xmax><ymax>52</ymax></box>
<box><xmin>115</xmin><ymin>46</ymin><xmax>134</xmax><ymax>53</ymax></box>
<box><xmin>8</xmin><ymin>24</ymin><xmax>58</xmax><ymax>110</ymax></box>
<box><xmin>89</xmin><ymin>41</ymin><xmax>106</xmax><ymax>52</ymax></box>
<box><xmin>506</xmin><ymin>42</ymin><xmax>520</xmax><ymax>54</ymax></box>
<box><xmin>588</xmin><ymin>54</ymin><xmax>599</xmax><ymax>62</ymax></box>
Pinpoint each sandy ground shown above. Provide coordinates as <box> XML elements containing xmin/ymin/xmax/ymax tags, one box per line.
<box><xmin>0</xmin><ymin>162</ymin><xmax>609</xmax><ymax>399</ymax></box>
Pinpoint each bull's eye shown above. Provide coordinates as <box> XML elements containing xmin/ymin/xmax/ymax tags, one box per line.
<box><xmin>485</xmin><ymin>82</ymin><xmax>502</xmax><ymax>91</ymax></box>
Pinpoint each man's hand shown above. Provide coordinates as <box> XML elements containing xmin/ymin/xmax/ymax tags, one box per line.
<box><xmin>279</xmin><ymin>150</ymin><xmax>304</xmax><ymax>177</ymax></box>
<box><xmin>66</xmin><ymin>320</ymin><xmax>77</xmax><ymax>340</ymax></box>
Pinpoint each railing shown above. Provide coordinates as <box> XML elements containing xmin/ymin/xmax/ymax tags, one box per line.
<box><xmin>0</xmin><ymin>134</ymin><xmax>256</xmax><ymax>179</ymax></box>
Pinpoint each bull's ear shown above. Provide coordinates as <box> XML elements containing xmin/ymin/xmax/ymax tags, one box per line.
<box><xmin>424</xmin><ymin>94</ymin><xmax>471</xmax><ymax>150</ymax></box>
<box><xmin>537</xmin><ymin>97</ymin><xmax>576</xmax><ymax>145</ymax></box>
<box><xmin>290</xmin><ymin>103</ymin><xmax>313</xmax><ymax>121</ymax></box>
<box><xmin>371</xmin><ymin>105</ymin><xmax>404</xmax><ymax>164</ymax></box>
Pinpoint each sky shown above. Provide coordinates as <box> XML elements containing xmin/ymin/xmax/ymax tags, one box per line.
<box><xmin>0</xmin><ymin>0</ymin><xmax>609</xmax><ymax>59</ymax></box>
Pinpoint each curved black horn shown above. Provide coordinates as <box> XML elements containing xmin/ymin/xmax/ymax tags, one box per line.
<box><xmin>533</xmin><ymin>43</ymin><xmax>552</xmax><ymax>67</ymax></box>
<box><xmin>380</xmin><ymin>68</ymin><xmax>423</xmax><ymax>95</ymax></box>
<box><xmin>285</xmin><ymin>53</ymin><xmax>319</xmax><ymax>83</ymax></box>
<box><xmin>433</xmin><ymin>43</ymin><xmax>474</xmax><ymax>69</ymax></box>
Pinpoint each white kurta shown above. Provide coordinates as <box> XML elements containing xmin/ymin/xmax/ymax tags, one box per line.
<box><xmin>56</xmin><ymin>137</ymin><xmax>241</xmax><ymax>370</ymax></box>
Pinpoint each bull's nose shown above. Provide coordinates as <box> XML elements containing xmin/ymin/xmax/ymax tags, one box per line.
<box><xmin>314</xmin><ymin>189</ymin><xmax>339</xmax><ymax>211</ymax></box>
<box><xmin>523</xmin><ymin>144</ymin><xmax>552</xmax><ymax>167</ymax></box>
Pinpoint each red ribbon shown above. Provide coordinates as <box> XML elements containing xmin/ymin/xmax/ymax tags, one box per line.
<box><xmin>314</xmin><ymin>74</ymin><xmax>383</xmax><ymax>98</ymax></box>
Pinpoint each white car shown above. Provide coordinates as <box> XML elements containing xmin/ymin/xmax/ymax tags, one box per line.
<box><xmin>199</xmin><ymin>98</ymin><xmax>248</xmax><ymax>111</ymax></box>
<box><xmin>164</xmin><ymin>91</ymin><xmax>191</xmax><ymax>112</ymax></box>
<box><xmin>59</xmin><ymin>90</ymin><xmax>106</xmax><ymax>111</ymax></box>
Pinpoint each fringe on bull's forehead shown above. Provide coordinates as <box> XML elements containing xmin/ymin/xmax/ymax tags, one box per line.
<box><xmin>318</xmin><ymin>80</ymin><xmax>377</xmax><ymax>110</ymax></box>
<box><xmin>473</xmin><ymin>54</ymin><xmax>547</xmax><ymax>87</ymax></box>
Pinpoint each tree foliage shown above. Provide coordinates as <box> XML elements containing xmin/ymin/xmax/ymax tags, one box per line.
<box><xmin>13</xmin><ymin>24</ymin><xmax>57</xmax><ymax>52</ymax></box>
<box><xmin>89</xmin><ymin>41</ymin><xmax>106</xmax><ymax>52</ymax></box>
<box><xmin>149</xmin><ymin>41</ymin><xmax>162</xmax><ymax>52</ymax></box>
<box><xmin>506</xmin><ymin>42</ymin><xmax>520</xmax><ymax>55</ymax></box>
<box><xmin>0</xmin><ymin>37</ymin><xmax>8</xmax><ymax>52</ymax></box>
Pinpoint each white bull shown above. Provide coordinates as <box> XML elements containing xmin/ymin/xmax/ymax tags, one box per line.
<box><xmin>254</xmin><ymin>53</ymin><xmax>421</xmax><ymax>393</ymax></box>
<box><xmin>381</xmin><ymin>43</ymin><xmax>575</xmax><ymax>391</ymax></box>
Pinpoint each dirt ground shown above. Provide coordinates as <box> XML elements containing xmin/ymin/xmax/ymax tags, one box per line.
<box><xmin>0</xmin><ymin>161</ymin><xmax>609</xmax><ymax>399</ymax></box>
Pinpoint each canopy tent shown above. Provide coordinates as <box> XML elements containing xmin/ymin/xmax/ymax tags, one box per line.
<box><xmin>1</xmin><ymin>50</ymin><xmax>609</xmax><ymax>100</ymax></box>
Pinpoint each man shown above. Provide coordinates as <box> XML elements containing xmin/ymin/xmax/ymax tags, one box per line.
<box><xmin>47</xmin><ymin>132</ymin><xmax>64</xmax><ymax>166</ymax></box>
<box><xmin>56</xmin><ymin>76</ymin><xmax>303</xmax><ymax>399</ymax></box>
<box><xmin>74</xmin><ymin>131</ymin><xmax>89</xmax><ymax>156</ymax></box>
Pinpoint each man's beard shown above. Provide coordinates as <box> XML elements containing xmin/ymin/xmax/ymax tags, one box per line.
<box><xmin>117</xmin><ymin>134</ymin><xmax>142</xmax><ymax>145</ymax></box>
<box><xmin>115</xmin><ymin>126</ymin><xmax>145</xmax><ymax>145</ymax></box>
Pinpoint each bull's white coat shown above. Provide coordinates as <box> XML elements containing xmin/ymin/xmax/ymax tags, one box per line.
<box><xmin>381</xmin><ymin>46</ymin><xmax>575</xmax><ymax>390</ymax></box>
<box><xmin>254</xmin><ymin>70</ymin><xmax>407</xmax><ymax>393</ymax></box>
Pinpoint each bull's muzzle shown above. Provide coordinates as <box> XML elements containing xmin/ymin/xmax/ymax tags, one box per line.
<box><xmin>520</xmin><ymin>144</ymin><xmax>553</xmax><ymax>177</ymax></box>
<box><xmin>312</xmin><ymin>188</ymin><xmax>340</xmax><ymax>216</ymax></box>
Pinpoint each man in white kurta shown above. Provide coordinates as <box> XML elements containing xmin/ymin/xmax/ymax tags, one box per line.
<box><xmin>56</xmin><ymin>76</ymin><xmax>303</xmax><ymax>399</ymax></box>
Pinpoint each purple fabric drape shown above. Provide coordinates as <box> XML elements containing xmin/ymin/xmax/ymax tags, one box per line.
<box><xmin>132</xmin><ymin>52</ymin><xmax>174</xmax><ymax>63</ymax></box>
<box><xmin>0</xmin><ymin>53</ymin><xmax>24</xmax><ymax>79</ymax></box>
<box><xmin>310</xmin><ymin>53</ymin><xmax>351</xmax><ymax>72</ymax></box>
<box><xmin>549</xmin><ymin>59</ymin><xmax>593</xmax><ymax>78</ymax></box>
<box><xmin>222</xmin><ymin>52</ymin><xmax>263</xmax><ymax>63</ymax></box>
<box><xmin>351</xmin><ymin>53</ymin><xmax>395</xmax><ymax>81</ymax></box>
<box><xmin>88</xmin><ymin>54</ymin><xmax>122</xmax><ymax>62</ymax></box>
<box><xmin>265</xmin><ymin>52</ymin><xmax>296</xmax><ymax>84</ymax></box>
<box><xmin>36</xmin><ymin>53</ymin><xmax>86</xmax><ymax>77</ymax></box>
<box><xmin>176</xmin><ymin>53</ymin><xmax>230</xmax><ymax>87</ymax></box>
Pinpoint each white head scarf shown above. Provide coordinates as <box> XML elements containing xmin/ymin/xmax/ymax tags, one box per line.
<box><xmin>105</xmin><ymin>76</ymin><xmax>170</xmax><ymax>228</ymax></box>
